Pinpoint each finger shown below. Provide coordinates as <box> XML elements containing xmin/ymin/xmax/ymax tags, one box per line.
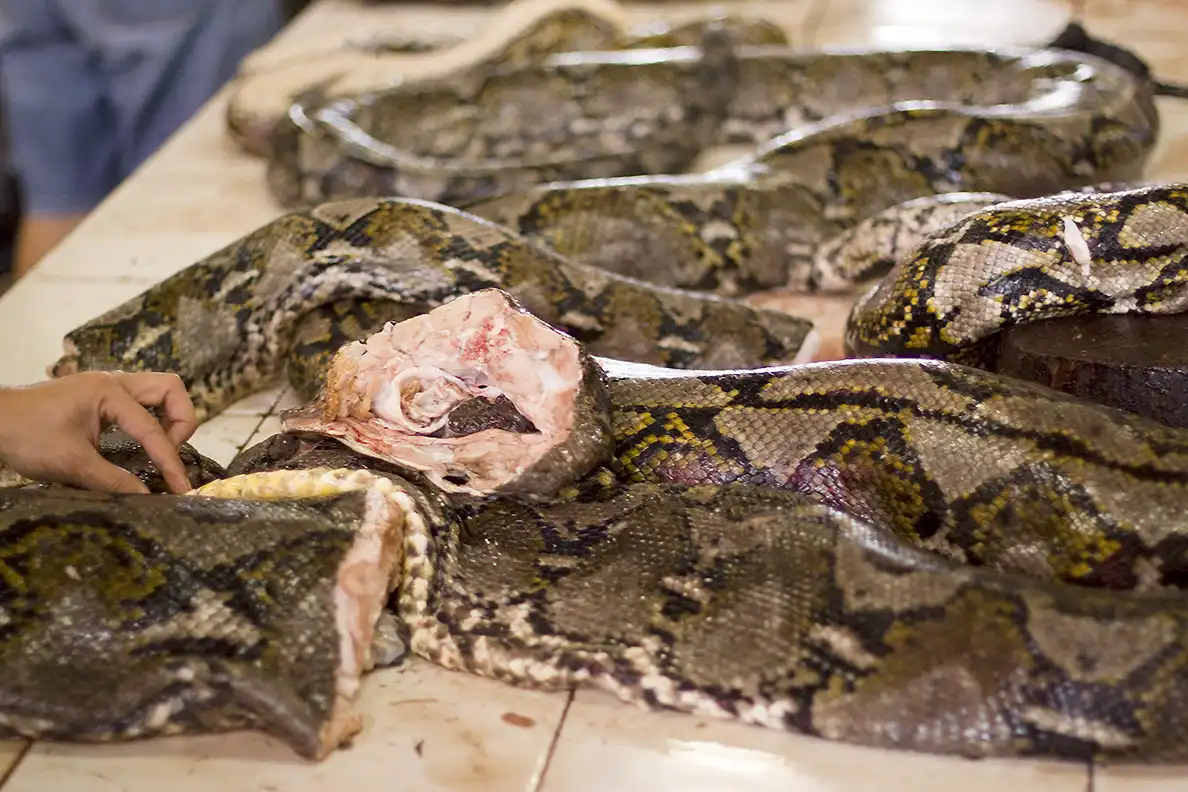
<box><xmin>99</xmin><ymin>384</ymin><xmax>194</xmax><ymax>494</ymax></box>
<box><xmin>116</xmin><ymin>371</ymin><xmax>198</xmax><ymax>445</ymax></box>
<box><xmin>66</xmin><ymin>448</ymin><xmax>151</xmax><ymax>495</ymax></box>
<box><xmin>115</xmin><ymin>372</ymin><xmax>198</xmax><ymax>445</ymax></box>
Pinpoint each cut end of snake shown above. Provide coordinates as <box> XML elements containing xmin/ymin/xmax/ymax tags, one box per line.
<box><xmin>48</xmin><ymin>339</ymin><xmax>80</xmax><ymax>378</ymax></box>
<box><xmin>281</xmin><ymin>289</ymin><xmax>614</xmax><ymax>497</ymax></box>
<box><xmin>190</xmin><ymin>468</ymin><xmax>411</xmax><ymax>759</ymax></box>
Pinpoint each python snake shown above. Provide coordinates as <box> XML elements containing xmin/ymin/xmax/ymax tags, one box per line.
<box><xmin>10</xmin><ymin>5</ymin><xmax>1188</xmax><ymax>765</ymax></box>
<box><xmin>226</xmin><ymin>0</ymin><xmax>788</xmax><ymax>157</ymax></box>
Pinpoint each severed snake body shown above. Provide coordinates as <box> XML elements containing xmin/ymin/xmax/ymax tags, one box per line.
<box><xmin>6</xmin><ymin>1</ymin><xmax>1188</xmax><ymax>766</ymax></box>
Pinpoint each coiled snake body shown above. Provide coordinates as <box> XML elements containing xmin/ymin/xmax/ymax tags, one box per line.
<box><xmin>13</xmin><ymin>7</ymin><xmax>1188</xmax><ymax>765</ymax></box>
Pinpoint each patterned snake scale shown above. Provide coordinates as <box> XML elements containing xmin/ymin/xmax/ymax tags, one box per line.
<box><xmin>0</xmin><ymin>485</ymin><xmax>390</xmax><ymax>759</ymax></box>
<box><xmin>225</xmin><ymin>0</ymin><xmax>791</xmax><ymax>158</ymax></box>
<box><xmin>11</xmin><ymin>3</ymin><xmax>1188</xmax><ymax>764</ymax></box>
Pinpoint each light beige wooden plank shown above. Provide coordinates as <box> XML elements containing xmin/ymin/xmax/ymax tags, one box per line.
<box><xmin>6</xmin><ymin>664</ymin><xmax>565</xmax><ymax>792</ymax></box>
<box><xmin>0</xmin><ymin>741</ymin><xmax>29</xmax><ymax>788</ymax></box>
<box><xmin>542</xmin><ymin>691</ymin><xmax>1091</xmax><ymax>792</ymax></box>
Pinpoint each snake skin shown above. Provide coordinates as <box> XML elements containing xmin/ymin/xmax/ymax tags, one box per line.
<box><xmin>432</xmin><ymin>477</ymin><xmax>1188</xmax><ymax>763</ymax></box>
<box><xmin>247</xmin><ymin>10</ymin><xmax>1172</xmax><ymax>356</ymax></box>
<box><xmin>15</xmin><ymin>8</ymin><xmax>1188</xmax><ymax>764</ymax></box>
<box><xmin>267</xmin><ymin>37</ymin><xmax>1158</xmax><ymax>213</ymax></box>
<box><xmin>847</xmin><ymin>184</ymin><xmax>1188</xmax><ymax>365</ymax></box>
<box><xmin>223</xmin><ymin>339</ymin><xmax>1188</xmax><ymax>763</ymax></box>
<box><xmin>0</xmin><ymin>481</ymin><xmax>402</xmax><ymax>759</ymax></box>
<box><xmin>49</xmin><ymin>198</ymin><xmax>814</xmax><ymax>422</ymax></box>
<box><xmin>226</xmin><ymin>1</ymin><xmax>788</xmax><ymax>157</ymax></box>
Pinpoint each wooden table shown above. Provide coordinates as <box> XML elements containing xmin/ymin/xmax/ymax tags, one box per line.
<box><xmin>0</xmin><ymin>1</ymin><xmax>1185</xmax><ymax>789</ymax></box>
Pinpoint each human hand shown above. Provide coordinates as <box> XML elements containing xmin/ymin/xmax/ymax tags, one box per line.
<box><xmin>0</xmin><ymin>371</ymin><xmax>199</xmax><ymax>494</ymax></box>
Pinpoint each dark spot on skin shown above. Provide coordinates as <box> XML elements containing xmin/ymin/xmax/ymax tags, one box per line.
<box><xmin>414</xmin><ymin>739</ymin><xmax>425</xmax><ymax>757</ymax></box>
<box><xmin>500</xmin><ymin>712</ymin><xmax>536</xmax><ymax>729</ymax></box>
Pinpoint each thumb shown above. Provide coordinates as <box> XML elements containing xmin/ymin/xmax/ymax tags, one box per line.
<box><xmin>67</xmin><ymin>449</ymin><xmax>151</xmax><ymax>495</ymax></box>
